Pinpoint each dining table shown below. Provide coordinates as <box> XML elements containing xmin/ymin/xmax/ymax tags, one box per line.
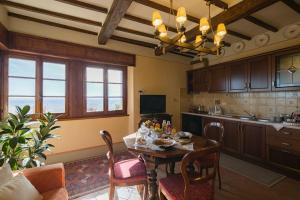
<box><xmin>123</xmin><ymin>132</ymin><xmax>215</xmax><ymax>200</ymax></box>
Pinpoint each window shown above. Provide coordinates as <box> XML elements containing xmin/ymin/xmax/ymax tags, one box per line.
<box><xmin>84</xmin><ymin>65</ymin><xmax>126</xmax><ymax>115</ymax></box>
<box><xmin>42</xmin><ymin>62</ymin><xmax>66</xmax><ymax>113</ymax></box>
<box><xmin>3</xmin><ymin>53</ymin><xmax>127</xmax><ymax>119</ymax></box>
<box><xmin>8</xmin><ymin>58</ymin><xmax>36</xmax><ymax>114</ymax></box>
<box><xmin>86</xmin><ymin>67</ymin><xmax>104</xmax><ymax>112</ymax></box>
<box><xmin>6</xmin><ymin>55</ymin><xmax>67</xmax><ymax>116</ymax></box>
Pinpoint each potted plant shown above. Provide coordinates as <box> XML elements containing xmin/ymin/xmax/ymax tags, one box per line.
<box><xmin>0</xmin><ymin>105</ymin><xmax>60</xmax><ymax>170</ymax></box>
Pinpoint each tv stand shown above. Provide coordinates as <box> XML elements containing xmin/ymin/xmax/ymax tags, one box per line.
<box><xmin>139</xmin><ymin>113</ymin><xmax>172</xmax><ymax>127</ymax></box>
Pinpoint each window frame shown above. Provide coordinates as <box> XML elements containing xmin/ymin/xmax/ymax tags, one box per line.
<box><xmin>3</xmin><ymin>53</ymin><xmax>69</xmax><ymax>118</ymax></box>
<box><xmin>83</xmin><ymin>63</ymin><xmax>127</xmax><ymax>117</ymax></box>
<box><xmin>1</xmin><ymin>52</ymin><xmax>128</xmax><ymax>120</ymax></box>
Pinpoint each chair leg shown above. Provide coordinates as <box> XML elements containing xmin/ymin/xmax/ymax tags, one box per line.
<box><xmin>143</xmin><ymin>182</ymin><xmax>148</xmax><ymax>200</ymax></box>
<box><xmin>109</xmin><ymin>184</ymin><xmax>115</xmax><ymax>200</ymax></box>
<box><xmin>218</xmin><ymin>164</ymin><xmax>222</xmax><ymax>190</ymax></box>
<box><xmin>158</xmin><ymin>187</ymin><xmax>167</xmax><ymax>200</ymax></box>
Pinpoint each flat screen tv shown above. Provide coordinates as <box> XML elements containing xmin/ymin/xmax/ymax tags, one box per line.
<box><xmin>140</xmin><ymin>95</ymin><xmax>166</xmax><ymax>114</ymax></box>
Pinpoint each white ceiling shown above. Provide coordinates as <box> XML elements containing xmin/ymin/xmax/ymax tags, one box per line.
<box><xmin>3</xmin><ymin>0</ymin><xmax>300</xmax><ymax>57</ymax></box>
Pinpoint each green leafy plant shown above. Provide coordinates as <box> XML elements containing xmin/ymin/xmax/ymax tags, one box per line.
<box><xmin>0</xmin><ymin>105</ymin><xmax>60</xmax><ymax>170</ymax></box>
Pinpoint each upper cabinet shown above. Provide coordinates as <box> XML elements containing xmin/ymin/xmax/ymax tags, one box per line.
<box><xmin>228</xmin><ymin>61</ymin><xmax>248</xmax><ymax>92</ymax></box>
<box><xmin>186</xmin><ymin>46</ymin><xmax>300</xmax><ymax>94</ymax></box>
<box><xmin>272</xmin><ymin>48</ymin><xmax>300</xmax><ymax>91</ymax></box>
<box><xmin>209</xmin><ymin>64</ymin><xmax>227</xmax><ymax>92</ymax></box>
<box><xmin>248</xmin><ymin>55</ymin><xmax>271</xmax><ymax>91</ymax></box>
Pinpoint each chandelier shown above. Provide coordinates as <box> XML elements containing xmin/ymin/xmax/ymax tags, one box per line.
<box><xmin>152</xmin><ymin>0</ymin><xmax>227</xmax><ymax>56</ymax></box>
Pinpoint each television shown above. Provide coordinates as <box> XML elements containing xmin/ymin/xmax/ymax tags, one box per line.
<box><xmin>140</xmin><ymin>95</ymin><xmax>166</xmax><ymax>114</ymax></box>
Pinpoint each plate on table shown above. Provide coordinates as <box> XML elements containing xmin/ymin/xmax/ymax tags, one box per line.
<box><xmin>153</xmin><ymin>138</ymin><xmax>176</xmax><ymax>149</ymax></box>
<box><xmin>176</xmin><ymin>131</ymin><xmax>192</xmax><ymax>139</ymax></box>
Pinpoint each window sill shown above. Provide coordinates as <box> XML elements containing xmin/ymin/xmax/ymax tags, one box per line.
<box><xmin>58</xmin><ymin>113</ymin><xmax>129</xmax><ymax>121</ymax></box>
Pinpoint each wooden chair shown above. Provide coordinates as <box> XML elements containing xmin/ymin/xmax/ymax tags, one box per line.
<box><xmin>100</xmin><ymin>130</ymin><xmax>148</xmax><ymax>200</ymax></box>
<box><xmin>197</xmin><ymin>122</ymin><xmax>224</xmax><ymax>189</ymax></box>
<box><xmin>158</xmin><ymin>140</ymin><xmax>220</xmax><ymax>200</ymax></box>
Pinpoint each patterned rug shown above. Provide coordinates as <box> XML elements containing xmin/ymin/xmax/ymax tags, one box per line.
<box><xmin>64</xmin><ymin>152</ymin><xmax>134</xmax><ymax>199</ymax></box>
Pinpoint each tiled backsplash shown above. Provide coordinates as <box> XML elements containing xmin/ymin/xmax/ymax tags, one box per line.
<box><xmin>193</xmin><ymin>91</ymin><xmax>300</xmax><ymax>119</ymax></box>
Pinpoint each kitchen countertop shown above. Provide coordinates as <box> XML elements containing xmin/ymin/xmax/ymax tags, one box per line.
<box><xmin>182</xmin><ymin>112</ymin><xmax>300</xmax><ymax>130</ymax></box>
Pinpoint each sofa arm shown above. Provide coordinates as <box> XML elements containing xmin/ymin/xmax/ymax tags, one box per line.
<box><xmin>23</xmin><ymin>163</ymin><xmax>66</xmax><ymax>194</ymax></box>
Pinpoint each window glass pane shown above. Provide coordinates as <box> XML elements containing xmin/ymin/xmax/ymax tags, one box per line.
<box><xmin>43</xmin><ymin>97</ymin><xmax>65</xmax><ymax>113</ymax></box>
<box><xmin>86</xmin><ymin>67</ymin><xmax>103</xmax><ymax>82</ymax></box>
<box><xmin>43</xmin><ymin>62</ymin><xmax>66</xmax><ymax>80</ymax></box>
<box><xmin>87</xmin><ymin>83</ymin><xmax>103</xmax><ymax>97</ymax></box>
<box><xmin>43</xmin><ymin>80</ymin><xmax>65</xmax><ymax>96</ymax></box>
<box><xmin>9</xmin><ymin>78</ymin><xmax>35</xmax><ymax>96</ymax></box>
<box><xmin>87</xmin><ymin>98</ymin><xmax>103</xmax><ymax>112</ymax></box>
<box><xmin>8</xmin><ymin>58</ymin><xmax>36</xmax><ymax>78</ymax></box>
<box><xmin>108</xmin><ymin>98</ymin><xmax>123</xmax><ymax>111</ymax></box>
<box><xmin>108</xmin><ymin>69</ymin><xmax>122</xmax><ymax>83</ymax></box>
<box><xmin>108</xmin><ymin>84</ymin><xmax>122</xmax><ymax>97</ymax></box>
<box><xmin>8</xmin><ymin>97</ymin><xmax>35</xmax><ymax>114</ymax></box>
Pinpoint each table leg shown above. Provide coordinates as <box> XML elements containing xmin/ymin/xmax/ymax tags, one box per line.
<box><xmin>169</xmin><ymin>162</ymin><xmax>175</xmax><ymax>174</ymax></box>
<box><xmin>148</xmin><ymin>165</ymin><xmax>158</xmax><ymax>200</ymax></box>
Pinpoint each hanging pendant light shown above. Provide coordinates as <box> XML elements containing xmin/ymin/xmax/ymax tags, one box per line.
<box><xmin>152</xmin><ymin>11</ymin><xmax>163</xmax><ymax>28</ymax></box>
<box><xmin>199</xmin><ymin>17</ymin><xmax>210</xmax><ymax>34</ymax></box>
<box><xmin>176</xmin><ymin>7</ymin><xmax>187</xmax><ymax>27</ymax></box>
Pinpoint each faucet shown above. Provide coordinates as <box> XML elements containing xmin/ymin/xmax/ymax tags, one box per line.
<box><xmin>244</xmin><ymin>110</ymin><xmax>257</xmax><ymax>120</ymax></box>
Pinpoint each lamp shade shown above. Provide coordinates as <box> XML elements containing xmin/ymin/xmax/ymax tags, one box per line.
<box><xmin>217</xmin><ymin>23</ymin><xmax>227</xmax><ymax>37</ymax></box>
<box><xmin>180</xmin><ymin>34</ymin><xmax>186</xmax><ymax>43</ymax></box>
<box><xmin>158</xmin><ymin>24</ymin><xmax>167</xmax><ymax>37</ymax></box>
<box><xmin>152</xmin><ymin>11</ymin><xmax>163</xmax><ymax>27</ymax></box>
<box><xmin>195</xmin><ymin>35</ymin><xmax>202</xmax><ymax>44</ymax></box>
<box><xmin>199</xmin><ymin>17</ymin><xmax>210</xmax><ymax>33</ymax></box>
<box><xmin>176</xmin><ymin>7</ymin><xmax>187</xmax><ymax>25</ymax></box>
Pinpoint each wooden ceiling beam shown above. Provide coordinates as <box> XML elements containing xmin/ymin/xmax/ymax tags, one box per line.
<box><xmin>227</xmin><ymin>30</ymin><xmax>251</xmax><ymax>40</ymax></box>
<box><xmin>0</xmin><ymin>0</ymin><xmax>102</xmax><ymax>26</ymax></box>
<box><xmin>282</xmin><ymin>0</ymin><xmax>300</xmax><ymax>14</ymax></box>
<box><xmin>185</xmin><ymin>0</ymin><xmax>279</xmax><ymax>40</ymax></box>
<box><xmin>204</xmin><ymin>0</ymin><xmax>228</xmax><ymax>10</ymax></box>
<box><xmin>244</xmin><ymin>16</ymin><xmax>278</xmax><ymax>32</ymax></box>
<box><xmin>98</xmin><ymin>0</ymin><xmax>133</xmax><ymax>44</ymax></box>
<box><xmin>54</xmin><ymin>0</ymin><xmax>108</xmax><ymax>13</ymax></box>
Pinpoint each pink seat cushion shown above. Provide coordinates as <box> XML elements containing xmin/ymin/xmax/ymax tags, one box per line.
<box><xmin>159</xmin><ymin>174</ymin><xmax>213</xmax><ymax>200</ymax></box>
<box><xmin>114</xmin><ymin>158</ymin><xmax>147</xmax><ymax>180</ymax></box>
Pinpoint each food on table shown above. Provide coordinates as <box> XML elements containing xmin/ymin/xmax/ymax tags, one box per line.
<box><xmin>137</xmin><ymin>137</ymin><xmax>146</xmax><ymax>145</ymax></box>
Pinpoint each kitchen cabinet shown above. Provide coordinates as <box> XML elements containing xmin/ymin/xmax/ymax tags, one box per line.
<box><xmin>241</xmin><ymin>123</ymin><xmax>266</xmax><ymax>161</ymax></box>
<box><xmin>223</xmin><ymin>119</ymin><xmax>240</xmax><ymax>154</ymax></box>
<box><xmin>267</xmin><ymin>127</ymin><xmax>300</xmax><ymax>172</ymax></box>
<box><xmin>248</xmin><ymin>55</ymin><xmax>271</xmax><ymax>91</ymax></box>
<box><xmin>209</xmin><ymin>65</ymin><xmax>227</xmax><ymax>92</ymax></box>
<box><xmin>198</xmin><ymin>69</ymin><xmax>209</xmax><ymax>92</ymax></box>
<box><xmin>272</xmin><ymin>47</ymin><xmax>300</xmax><ymax>91</ymax></box>
<box><xmin>187</xmin><ymin>70</ymin><xmax>194</xmax><ymax>94</ymax></box>
<box><xmin>228</xmin><ymin>61</ymin><xmax>248</xmax><ymax>92</ymax></box>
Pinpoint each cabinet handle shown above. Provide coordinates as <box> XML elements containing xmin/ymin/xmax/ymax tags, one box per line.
<box><xmin>281</xmin><ymin>142</ymin><xmax>291</xmax><ymax>147</ymax></box>
<box><xmin>281</xmin><ymin>131</ymin><xmax>292</xmax><ymax>135</ymax></box>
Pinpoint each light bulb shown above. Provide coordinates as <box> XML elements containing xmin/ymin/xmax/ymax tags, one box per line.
<box><xmin>176</xmin><ymin>7</ymin><xmax>187</xmax><ymax>26</ymax></box>
<box><xmin>214</xmin><ymin>34</ymin><xmax>222</xmax><ymax>46</ymax></box>
<box><xmin>152</xmin><ymin>11</ymin><xmax>163</xmax><ymax>28</ymax></box>
<box><xmin>199</xmin><ymin>17</ymin><xmax>210</xmax><ymax>34</ymax></box>
<box><xmin>217</xmin><ymin>23</ymin><xmax>227</xmax><ymax>38</ymax></box>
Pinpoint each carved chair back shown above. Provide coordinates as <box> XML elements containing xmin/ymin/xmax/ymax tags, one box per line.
<box><xmin>203</xmin><ymin>122</ymin><xmax>225</xmax><ymax>144</ymax></box>
<box><xmin>100</xmin><ymin>130</ymin><xmax>115</xmax><ymax>178</ymax></box>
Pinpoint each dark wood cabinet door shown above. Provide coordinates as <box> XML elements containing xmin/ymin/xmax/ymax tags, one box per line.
<box><xmin>241</xmin><ymin>123</ymin><xmax>266</xmax><ymax>161</ymax></box>
<box><xmin>248</xmin><ymin>56</ymin><xmax>271</xmax><ymax>91</ymax></box>
<box><xmin>199</xmin><ymin>69</ymin><xmax>208</xmax><ymax>92</ymax></box>
<box><xmin>193</xmin><ymin>69</ymin><xmax>201</xmax><ymax>94</ymax></box>
<box><xmin>202</xmin><ymin>117</ymin><xmax>222</xmax><ymax>141</ymax></box>
<box><xmin>187</xmin><ymin>70</ymin><xmax>194</xmax><ymax>94</ymax></box>
<box><xmin>209</xmin><ymin>65</ymin><xmax>227</xmax><ymax>92</ymax></box>
<box><xmin>228</xmin><ymin>61</ymin><xmax>248</xmax><ymax>92</ymax></box>
<box><xmin>223</xmin><ymin>120</ymin><xmax>240</xmax><ymax>154</ymax></box>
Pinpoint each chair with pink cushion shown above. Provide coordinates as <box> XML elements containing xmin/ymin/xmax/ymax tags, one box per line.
<box><xmin>158</xmin><ymin>140</ymin><xmax>220</xmax><ymax>200</ymax></box>
<box><xmin>100</xmin><ymin>130</ymin><xmax>148</xmax><ymax>200</ymax></box>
